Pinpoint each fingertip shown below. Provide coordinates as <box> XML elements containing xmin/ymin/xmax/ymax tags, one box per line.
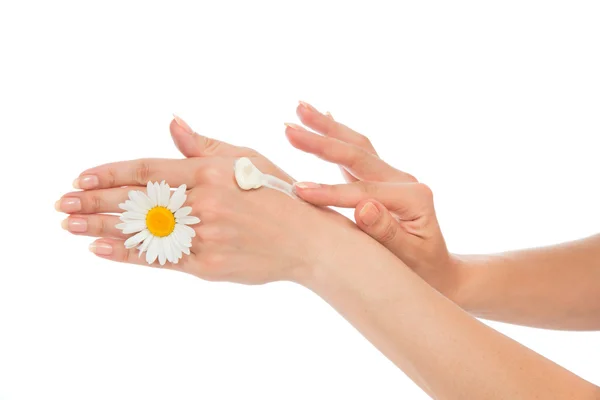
<box><xmin>170</xmin><ymin>118</ymin><xmax>188</xmax><ymax>138</ymax></box>
<box><xmin>357</xmin><ymin>201</ymin><xmax>380</xmax><ymax>226</ymax></box>
<box><xmin>170</xmin><ymin>119</ymin><xmax>200</xmax><ymax>157</ymax></box>
<box><xmin>355</xmin><ymin>199</ymin><xmax>387</xmax><ymax>227</ymax></box>
<box><xmin>89</xmin><ymin>240</ymin><xmax>113</xmax><ymax>257</ymax></box>
<box><xmin>295</xmin><ymin>181</ymin><xmax>321</xmax><ymax>189</ymax></box>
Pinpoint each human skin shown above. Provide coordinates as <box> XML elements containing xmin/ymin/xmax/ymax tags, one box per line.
<box><xmin>56</xmin><ymin>118</ymin><xmax>600</xmax><ymax>399</ymax></box>
<box><xmin>287</xmin><ymin>101</ymin><xmax>600</xmax><ymax>331</ymax></box>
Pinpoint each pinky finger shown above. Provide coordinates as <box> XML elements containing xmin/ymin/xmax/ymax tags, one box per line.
<box><xmin>88</xmin><ymin>238</ymin><xmax>196</xmax><ymax>271</ymax></box>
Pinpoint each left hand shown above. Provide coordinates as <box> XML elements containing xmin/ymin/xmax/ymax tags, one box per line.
<box><xmin>56</xmin><ymin>118</ymin><xmax>361</xmax><ymax>285</ymax></box>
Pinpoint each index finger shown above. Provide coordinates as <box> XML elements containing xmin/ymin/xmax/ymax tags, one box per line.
<box><xmin>74</xmin><ymin>158</ymin><xmax>199</xmax><ymax>190</ymax></box>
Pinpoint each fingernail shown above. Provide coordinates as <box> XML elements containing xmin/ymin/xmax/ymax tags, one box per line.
<box><xmin>325</xmin><ymin>111</ymin><xmax>333</xmax><ymax>119</ymax></box>
<box><xmin>72</xmin><ymin>175</ymin><xmax>99</xmax><ymax>189</ymax></box>
<box><xmin>63</xmin><ymin>217</ymin><xmax>87</xmax><ymax>233</ymax></box>
<box><xmin>299</xmin><ymin>100</ymin><xmax>317</xmax><ymax>112</ymax></box>
<box><xmin>359</xmin><ymin>202</ymin><xmax>380</xmax><ymax>226</ymax></box>
<box><xmin>55</xmin><ymin>197</ymin><xmax>81</xmax><ymax>213</ymax></box>
<box><xmin>294</xmin><ymin>182</ymin><xmax>321</xmax><ymax>189</ymax></box>
<box><xmin>173</xmin><ymin>114</ymin><xmax>194</xmax><ymax>135</ymax></box>
<box><xmin>89</xmin><ymin>241</ymin><xmax>113</xmax><ymax>256</ymax></box>
<box><xmin>284</xmin><ymin>122</ymin><xmax>304</xmax><ymax>131</ymax></box>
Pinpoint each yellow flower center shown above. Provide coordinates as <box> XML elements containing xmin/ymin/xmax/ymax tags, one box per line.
<box><xmin>146</xmin><ymin>206</ymin><xmax>176</xmax><ymax>237</ymax></box>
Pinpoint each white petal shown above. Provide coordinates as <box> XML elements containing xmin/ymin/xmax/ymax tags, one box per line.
<box><xmin>174</xmin><ymin>225</ymin><xmax>193</xmax><ymax>247</ymax></box>
<box><xmin>168</xmin><ymin>184</ymin><xmax>187</xmax><ymax>212</ymax></box>
<box><xmin>121</xmin><ymin>220</ymin><xmax>147</xmax><ymax>234</ymax></box>
<box><xmin>170</xmin><ymin>237</ymin><xmax>183</xmax><ymax>262</ymax></box>
<box><xmin>163</xmin><ymin>236</ymin><xmax>174</xmax><ymax>263</ymax></box>
<box><xmin>177</xmin><ymin>216</ymin><xmax>201</xmax><ymax>225</ymax></box>
<box><xmin>147</xmin><ymin>182</ymin><xmax>158</xmax><ymax>206</ymax></box>
<box><xmin>146</xmin><ymin>238</ymin><xmax>160</xmax><ymax>264</ymax></box>
<box><xmin>174</xmin><ymin>206</ymin><xmax>192</xmax><ymax>218</ymax></box>
<box><xmin>115</xmin><ymin>223</ymin><xmax>127</xmax><ymax>230</ymax></box>
<box><xmin>119</xmin><ymin>200</ymin><xmax>147</xmax><ymax>214</ymax></box>
<box><xmin>138</xmin><ymin>235</ymin><xmax>153</xmax><ymax>257</ymax></box>
<box><xmin>153</xmin><ymin>182</ymin><xmax>161</xmax><ymax>206</ymax></box>
<box><xmin>124</xmin><ymin>229</ymin><xmax>150</xmax><ymax>249</ymax></box>
<box><xmin>178</xmin><ymin>224</ymin><xmax>196</xmax><ymax>238</ymax></box>
<box><xmin>130</xmin><ymin>190</ymin><xmax>153</xmax><ymax>211</ymax></box>
<box><xmin>158</xmin><ymin>181</ymin><xmax>171</xmax><ymax>207</ymax></box>
<box><xmin>121</xmin><ymin>211</ymin><xmax>147</xmax><ymax>221</ymax></box>
<box><xmin>158</xmin><ymin>242</ymin><xmax>167</xmax><ymax>266</ymax></box>
<box><xmin>182</xmin><ymin>246</ymin><xmax>190</xmax><ymax>256</ymax></box>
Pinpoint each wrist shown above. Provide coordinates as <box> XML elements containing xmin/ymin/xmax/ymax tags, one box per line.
<box><xmin>448</xmin><ymin>254</ymin><xmax>494</xmax><ymax>314</ymax></box>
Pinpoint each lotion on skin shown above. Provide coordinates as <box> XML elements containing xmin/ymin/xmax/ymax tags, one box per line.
<box><xmin>234</xmin><ymin>157</ymin><xmax>297</xmax><ymax>198</ymax></box>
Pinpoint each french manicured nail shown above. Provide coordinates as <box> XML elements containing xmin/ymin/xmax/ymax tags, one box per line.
<box><xmin>359</xmin><ymin>202</ymin><xmax>380</xmax><ymax>226</ymax></box>
<box><xmin>89</xmin><ymin>241</ymin><xmax>113</xmax><ymax>256</ymax></box>
<box><xmin>294</xmin><ymin>182</ymin><xmax>321</xmax><ymax>189</ymax></box>
<box><xmin>173</xmin><ymin>114</ymin><xmax>194</xmax><ymax>135</ymax></box>
<box><xmin>72</xmin><ymin>175</ymin><xmax>99</xmax><ymax>189</ymax></box>
<box><xmin>299</xmin><ymin>100</ymin><xmax>317</xmax><ymax>112</ymax></box>
<box><xmin>62</xmin><ymin>217</ymin><xmax>87</xmax><ymax>233</ymax></box>
<box><xmin>55</xmin><ymin>197</ymin><xmax>81</xmax><ymax>213</ymax></box>
<box><xmin>284</xmin><ymin>122</ymin><xmax>304</xmax><ymax>130</ymax></box>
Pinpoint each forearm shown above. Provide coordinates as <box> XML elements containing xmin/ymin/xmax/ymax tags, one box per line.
<box><xmin>455</xmin><ymin>234</ymin><xmax>600</xmax><ymax>330</ymax></box>
<box><xmin>301</xmin><ymin>237</ymin><xmax>599</xmax><ymax>400</ymax></box>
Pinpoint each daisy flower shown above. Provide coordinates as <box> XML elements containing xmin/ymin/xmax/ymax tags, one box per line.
<box><xmin>116</xmin><ymin>181</ymin><xmax>200</xmax><ymax>266</ymax></box>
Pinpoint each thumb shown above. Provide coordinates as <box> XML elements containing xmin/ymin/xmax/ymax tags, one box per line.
<box><xmin>170</xmin><ymin>115</ymin><xmax>251</xmax><ymax>158</ymax></box>
<box><xmin>354</xmin><ymin>200</ymin><xmax>406</xmax><ymax>256</ymax></box>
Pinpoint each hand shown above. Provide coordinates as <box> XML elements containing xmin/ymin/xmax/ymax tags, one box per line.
<box><xmin>284</xmin><ymin>102</ymin><xmax>463</xmax><ymax>299</ymax></box>
<box><xmin>56</xmin><ymin>117</ymin><xmax>359</xmax><ymax>285</ymax></box>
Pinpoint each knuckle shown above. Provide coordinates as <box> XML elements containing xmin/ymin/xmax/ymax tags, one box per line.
<box><xmin>106</xmin><ymin>167</ymin><xmax>117</xmax><ymax>187</ymax></box>
<box><xmin>415</xmin><ymin>182</ymin><xmax>433</xmax><ymax>200</ymax></box>
<box><xmin>203</xmin><ymin>137</ymin><xmax>222</xmax><ymax>155</ymax></box>
<box><xmin>122</xmin><ymin>247</ymin><xmax>135</xmax><ymax>263</ymax></box>
<box><xmin>97</xmin><ymin>216</ymin><xmax>107</xmax><ymax>235</ymax></box>
<box><xmin>199</xmin><ymin>196</ymin><xmax>227</xmax><ymax>216</ymax></box>
<box><xmin>239</xmin><ymin>146</ymin><xmax>259</xmax><ymax>156</ymax></box>
<box><xmin>356</xmin><ymin>133</ymin><xmax>372</xmax><ymax>148</ymax></box>
<box><xmin>89</xmin><ymin>194</ymin><xmax>103</xmax><ymax>213</ymax></box>
<box><xmin>357</xmin><ymin>181</ymin><xmax>376</xmax><ymax>196</ymax></box>
<box><xmin>133</xmin><ymin>161</ymin><xmax>151</xmax><ymax>185</ymax></box>
<box><xmin>377</xmin><ymin>221</ymin><xmax>398</xmax><ymax>245</ymax></box>
<box><xmin>196</xmin><ymin>165</ymin><xmax>224</xmax><ymax>184</ymax></box>
<box><xmin>345</xmin><ymin>146</ymin><xmax>367</xmax><ymax>170</ymax></box>
<box><xmin>407</xmin><ymin>173</ymin><xmax>419</xmax><ymax>183</ymax></box>
<box><xmin>194</xmin><ymin>253</ymin><xmax>226</xmax><ymax>281</ymax></box>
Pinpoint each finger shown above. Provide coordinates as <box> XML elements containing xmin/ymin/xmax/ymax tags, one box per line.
<box><xmin>88</xmin><ymin>238</ymin><xmax>197</xmax><ymax>271</ymax></box>
<box><xmin>75</xmin><ymin>158</ymin><xmax>198</xmax><ymax>190</ymax></box>
<box><xmin>170</xmin><ymin>117</ymin><xmax>256</xmax><ymax>158</ymax></box>
<box><xmin>294</xmin><ymin>181</ymin><xmax>432</xmax><ymax>221</ymax></box>
<box><xmin>55</xmin><ymin>187</ymin><xmax>142</xmax><ymax>214</ymax></box>
<box><xmin>354</xmin><ymin>200</ymin><xmax>406</xmax><ymax>255</ymax></box>
<box><xmin>296</xmin><ymin>101</ymin><xmax>377</xmax><ymax>154</ymax></box>
<box><xmin>323</xmin><ymin>112</ymin><xmax>360</xmax><ymax>182</ymax></box>
<box><xmin>285</xmin><ymin>123</ymin><xmax>415</xmax><ymax>182</ymax></box>
<box><xmin>61</xmin><ymin>214</ymin><xmax>127</xmax><ymax>239</ymax></box>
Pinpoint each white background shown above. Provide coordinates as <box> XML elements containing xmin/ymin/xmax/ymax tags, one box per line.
<box><xmin>1</xmin><ymin>1</ymin><xmax>599</xmax><ymax>399</ymax></box>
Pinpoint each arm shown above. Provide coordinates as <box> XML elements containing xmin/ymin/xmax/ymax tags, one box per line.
<box><xmin>302</xmin><ymin>233</ymin><xmax>600</xmax><ymax>400</ymax></box>
<box><xmin>287</xmin><ymin>101</ymin><xmax>600</xmax><ymax>330</ymax></box>
<box><xmin>58</xmin><ymin>117</ymin><xmax>599</xmax><ymax>399</ymax></box>
<box><xmin>456</xmin><ymin>235</ymin><xmax>600</xmax><ymax>330</ymax></box>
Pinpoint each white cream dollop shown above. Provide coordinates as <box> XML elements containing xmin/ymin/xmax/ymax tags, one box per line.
<box><xmin>234</xmin><ymin>157</ymin><xmax>264</xmax><ymax>190</ymax></box>
<box><xmin>234</xmin><ymin>157</ymin><xmax>296</xmax><ymax>198</ymax></box>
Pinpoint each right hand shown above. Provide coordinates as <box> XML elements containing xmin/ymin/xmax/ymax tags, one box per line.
<box><xmin>285</xmin><ymin>101</ymin><xmax>465</xmax><ymax>300</ymax></box>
